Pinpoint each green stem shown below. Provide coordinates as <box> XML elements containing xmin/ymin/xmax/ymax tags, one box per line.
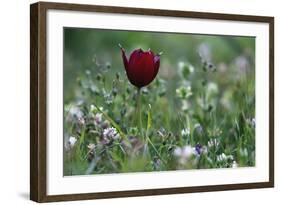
<box><xmin>146</xmin><ymin>136</ymin><xmax>167</xmax><ymax>165</ymax></box>
<box><xmin>136</xmin><ymin>88</ymin><xmax>144</xmax><ymax>140</ymax></box>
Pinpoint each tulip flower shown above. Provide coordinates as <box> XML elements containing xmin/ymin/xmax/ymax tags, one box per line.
<box><xmin>120</xmin><ymin>45</ymin><xmax>160</xmax><ymax>88</ymax></box>
<box><xmin>119</xmin><ymin>45</ymin><xmax>161</xmax><ymax>140</ymax></box>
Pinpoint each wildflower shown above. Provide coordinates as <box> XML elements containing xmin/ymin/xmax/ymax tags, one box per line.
<box><xmin>69</xmin><ymin>106</ymin><xmax>83</xmax><ymax>119</ymax></box>
<box><xmin>194</xmin><ymin>144</ymin><xmax>207</xmax><ymax>156</ymax></box>
<box><xmin>178</xmin><ymin>61</ymin><xmax>194</xmax><ymax>78</ymax></box>
<box><xmin>93</xmin><ymin>113</ymin><xmax>103</xmax><ymax>127</ymax></box>
<box><xmin>120</xmin><ymin>45</ymin><xmax>160</xmax><ymax>88</ymax></box>
<box><xmin>232</xmin><ymin>160</ymin><xmax>238</xmax><ymax>168</ymax></box>
<box><xmin>173</xmin><ymin>147</ymin><xmax>182</xmax><ymax>157</ymax></box>
<box><xmin>69</xmin><ymin>136</ymin><xmax>77</xmax><ymax>147</ymax></box>
<box><xmin>65</xmin><ymin>136</ymin><xmax>77</xmax><ymax>151</ymax></box>
<box><xmin>87</xmin><ymin>143</ymin><xmax>96</xmax><ymax>161</ymax></box>
<box><xmin>87</xmin><ymin>143</ymin><xmax>95</xmax><ymax>154</ymax></box>
<box><xmin>103</xmin><ymin>127</ymin><xmax>120</xmax><ymax>140</ymax></box>
<box><xmin>206</xmin><ymin>82</ymin><xmax>219</xmax><ymax>96</ymax></box>
<box><xmin>90</xmin><ymin>104</ymin><xmax>103</xmax><ymax>113</ymax></box>
<box><xmin>239</xmin><ymin>148</ymin><xmax>248</xmax><ymax>157</ymax></box>
<box><xmin>173</xmin><ymin>145</ymin><xmax>196</xmax><ymax>165</ymax></box>
<box><xmin>77</xmin><ymin>117</ymin><xmax>85</xmax><ymax>126</ymax></box>
<box><xmin>176</xmin><ymin>85</ymin><xmax>192</xmax><ymax>99</ymax></box>
<box><xmin>208</xmin><ymin>138</ymin><xmax>220</xmax><ymax>148</ymax></box>
<box><xmin>246</xmin><ymin>118</ymin><xmax>255</xmax><ymax>128</ymax></box>
<box><xmin>217</xmin><ymin>153</ymin><xmax>234</xmax><ymax>162</ymax></box>
<box><xmin>181</xmin><ymin>128</ymin><xmax>190</xmax><ymax>137</ymax></box>
<box><xmin>195</xmin><ymin>144</ymin><xmax>202</xmax><ymax>155</ymax></box>
<box><xmin>217</xmin><ymin>153</ymin><xmax>227</xmax><ymax>162</ymax></box>
<box><xmin>101</xmin><ymin>127</ymin><xmax>120</xmax><ymax>145</ymax></box>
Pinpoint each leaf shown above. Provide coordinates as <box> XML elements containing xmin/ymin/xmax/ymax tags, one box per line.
<box><xmin>146</xmin><ymin>104</ymin><xmax>152</xmax><ymax>135</ymax></box>
<box><xmin>147</xmin><ymin>109</ymin><xmax>151</xmax><ymax>130</ymax></box>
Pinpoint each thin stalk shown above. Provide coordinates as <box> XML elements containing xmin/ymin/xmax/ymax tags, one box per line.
<box><xmin>146</xmin><ymin>136</ymin><xmax>167</xmax><ymax>165</ymax></box>
<box><xmin>136</xmin><ymin>88</ymin><xmax>144</xmax><ymax>140</ymax></box>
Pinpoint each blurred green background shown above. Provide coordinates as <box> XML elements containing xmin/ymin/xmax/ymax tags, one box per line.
<box><xmin>64</xmin><ymin>28</ymin><xmax>255</xmax><ymax>103</ymax></box>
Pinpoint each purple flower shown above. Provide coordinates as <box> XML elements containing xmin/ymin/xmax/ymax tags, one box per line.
<box><xmin>195</xmin><ymin>144</ymin><xmax>202</xmax><ymax>155</ymax></box>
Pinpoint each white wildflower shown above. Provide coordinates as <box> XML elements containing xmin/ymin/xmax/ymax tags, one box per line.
<box><xmin>232</xmin><ymin>161</ymin><xmax>238</xmax><ymax>168</ymax></box>
<box><xmin>181</xmin><ymin>128</ymin><xmax>190</xmax><ymax>137</ymax></box>
<box><xmin>173</xmin><ymin>145</ymin><xmax>196</xmax><ymax>165</ymax></box>
<box><xmin>176</xmin><ymin>86</ymin><xmax>193</xmax><ymax>99</ymax></box>
<box><xmin>173</xmin><ymin>147</ymin><xmax>182</xmax><ymax>157</ymax></box>
<box><xmin>239</xmin><ymin>148</ymin><xmax>248</xmax><ymax>157</ymax></box>
<box><xmin>68</xmin><ymin>136</ymin><xmax>77</xmax><ymax>148</ymax></box>
<box><xmin>206</xmin><ymin>82</ymin><xmax>219</xmax><ymax>96</ymax></box>
<box><xmin>217</xmin><ymin>153</ymin><xmax>234</xmax><ymax>162</ymax></box>
<box><xmin>93</xmin><ymin>113</ymin><xmax>103</xmax><ymax>126</ymax></box>
<box><xmin>182</xmin><ymin>146</ymin><xmax>196</xmax><ymax>158</ymax></box>
<box><xmin>69</xmin><ymin>107</ymin><xmax>83</xmax><ymax>119</ymax></box>
<box><xmin>77</xmin><ymin>117</ymin><xmax>85</xmax><ymax>126</ymax></box>
<box><xmin>178</xmin><ymin>61</ymin><xmax>194</xmax><ymax>78</ymax></box>
<box><xmin>87</xmin><ymin>143</ymin><xmax>95</xmax><ymax>155</ymax></box>
<box><xmin>103</xmin><ymin>127</ymin><xmax>120</xmax><ymax>140</ymax></box>
<box><xmin>90</xmin><ymin>104</ymin><xmax>103</xmax><ymax>113</ymax></box>
<box><xmin>217</xmin><ymin>153</ymin><xmax>227</xmax><ymax>162</ymax></box>
<box><xmin>246</xmin><ymin>118</ymin><xmax>255</xmax><ymax>127</ymax></box>
<box><xmin>208</xmin><ymin>138</ymin><xmax>220</xmax><ymax>148</ymax></box>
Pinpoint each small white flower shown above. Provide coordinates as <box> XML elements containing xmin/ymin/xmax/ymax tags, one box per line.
<box><xmin>173</xmin><ymin>147</ymin><xmax>182</xmax><ymax>157</ymax></box>
<box><xmin>87</xmin><ymin>143</ymin><xmax>95</xmax><ymax>155</ymax></box>
<box><xmin>178</xmin><ymin>61</ymin><xmax>185</xmax><ymax>69</ymax></box>
<box><xmin>239</xmin><ymin>148</ymin><xmax>248</xmax><ymax>157</ymax></box>
<box><xmin>173</xmin><ymin>146</ymin><xmax>196</xmax><ymax>161</ymax></box>
<box><xmin>90</xmin><ymin>104</ymin><xmax>103</xmax><ymax>113</ymax></box>
<box><xmin>77</xmin><ymin>117</ymin><xmax>85</xmax><ymax>125</ymax></box>
<box><xmin>246</xmin><ymin>118</ymin><xmax>255</xmax><ymax>127</ymax></box>
<box><xmin>178</xmin><ymin>61</ymin><xmax>194</xmax><ymax>77</ymax></box>
<box><xmin>103</xmin><ymin>127</ymin><xmax>120</xmax><ymax>140</ymax></box>
<box><xmin>69</xmin><ymin>107</ymin><xmax>83</xmax><ymax>119</ymax></box>
<box><xmin>217</xmin><ymin>153</ymin><xmax>227</xmax><ymax>162</ymax></box>
<box><xmin>68</xmin><ymin>136</ymin><xmax>77</xmax><ymax>148</ymax></box>
<box><xmin>87</xmin><ymin>143</ymin><xmax>95</xmax><ymax>151</ymax></box>
<box><xmin>217</xmin><ymin>153</ymin><xmax>234</xmax><ymax>162</ymax></box>
<box><xmin>206</xmin><ymin>82</ymin><xmax>219</xmax><ymax>96</ymax></box>
<box><xmin>182</xmin><ymin>146</ymin><xmax>196</xmax><ymax>158</ymax></box>
<box><xmin>93</xmin><ymin>113</ymin><xmax>103</xmax><ymax>126</ymax></box>
<box><xmin>232</xmin><ymin>161</ymin><xmax>238</xmax><ymax>168</ymax></box>
<box><xmin>208</xmin><ymin>138</ymin><xmax>220</xmax><ymax>148</ymax></box>
<box><xmin>90</xmin><ymin>104</ymin><xmax>97</xmax><ymax>112</ymax></box>
<box><xmin>176</xmin><ymin>86</ymin><xmax>193</xmax><ymax>99</ymax></box>
<box><xmin>181</xmin><ymin>128</ymin><xmax>190</xmax><ymax>137</ymax></box>
<box><xmin>252</xmin><ymin>118</ymin><xmax>256</xmax><ymax>126</ymax></box>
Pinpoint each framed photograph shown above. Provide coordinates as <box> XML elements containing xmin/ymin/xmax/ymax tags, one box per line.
<box><xmin>30</xmin><ymin>1</ymin><xmax>274</xmax><ymax>202</ymax></box>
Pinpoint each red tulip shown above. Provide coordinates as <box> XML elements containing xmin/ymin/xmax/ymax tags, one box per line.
<box><xmin>120</xmin><ymin>46</ymin><xmax>160</xmax><ymax>88</ymax></box>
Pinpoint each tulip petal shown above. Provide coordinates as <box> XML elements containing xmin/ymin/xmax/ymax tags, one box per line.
<box><xmin>121</xmin><ymin>48</ymin><xmax>129</xmax><ymax>72</ymax></box>
<box><xmin>153</xmin><ymin>55</ymin><xmax>160</xmax><ymax>78</ymax></box>
<box><xmin>142</xmin><ymin>51</ymin><xmax>156</xmax><ymax>86</ymax></box>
